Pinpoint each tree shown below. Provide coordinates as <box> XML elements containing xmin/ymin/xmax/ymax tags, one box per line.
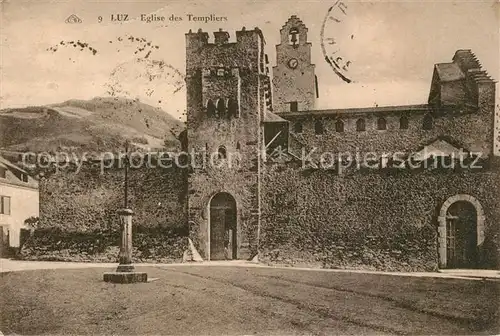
<box><xmin>24</xmin><ymin>216</ymin><xmax>39</xmax><ymax>229</ymax></box>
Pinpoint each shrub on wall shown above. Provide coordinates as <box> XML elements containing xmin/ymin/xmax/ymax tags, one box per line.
<box><xmin>37</xmin><ymin>162</ymin><xmax>187</xmax><ymax>231</ymax></box>
<box><xmin>19</xmin><ymin>225</ymin><xmax>188</xmax><ymax>263</ymax></box>
<box><xmin>261</xmin><ymin>161</ymin><xmax>500</xmax><ymax>271</ymax></box>
<box><xmin>19</xmin><ymin>161</ymin><xmax>189</xmax><ymax>262</ymax></box>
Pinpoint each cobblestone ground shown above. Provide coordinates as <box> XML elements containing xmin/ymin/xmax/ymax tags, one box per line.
<box><xmin>0</xmin><ymin>265</ymin><xmax>498</xmax><ymax>335</ymax></box>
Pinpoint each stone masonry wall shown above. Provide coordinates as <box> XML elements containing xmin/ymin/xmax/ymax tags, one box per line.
<box><xmin>19</xmin><ymin>161</ymin><xmax>188</xmax><ymax>262</ymax></box>
<box><xmin>185</xmin><ymin>29</ymin><xmax>265</xmax><ymax>260</ymax></box>
<box><xmin>273</xmin><ymin>16</ymin><xmax>316</xmax><ymax>113</ymax></box>
<box><xmin>39</xmin><ymin>162</ymin><xmax>187</xmax><ymax>231</ymax></box>
<box><xmin>289</xmin><ymin>109</ymin><xmax>494</xmax><ymax>159</ymax></box>
<box><xmin>260</xmin><ymin>161</ymin><xmax>500</xmax><ymax>271</ymax></box>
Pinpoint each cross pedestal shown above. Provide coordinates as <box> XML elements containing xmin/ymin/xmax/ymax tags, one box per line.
<box><xmin>103</xmin><ymin>209</ymin><xmax>148</xmax><ymax>283</ymax></box>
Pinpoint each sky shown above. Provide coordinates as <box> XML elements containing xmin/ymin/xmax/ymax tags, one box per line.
<box><xmin>1</xmin><ymin>0</ymin><xmax>499</xmax><ymax>120</ymax></box>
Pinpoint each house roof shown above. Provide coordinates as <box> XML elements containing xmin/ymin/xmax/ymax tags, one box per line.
<box><xmin>264</xmin><ymin>110</ymin><xmax>289</xmax><ymax>123</ymax></box>
<box><xmin>0</xmin><ymin>156</ymin><xmax>30</xmax><ymax>174</ymax></box>
<box><xmin>411</xmin><ymin>139</ymin><xmax>465</xmax><ymax>161</ymax></box>
<box><xmin>435</xmin><ymin>63</ymin><xmax>465</xmax><ymax>82</ymax></box>
<box><xmin>0</xmin><ymin>156</ymin><xmax>38</xmax><ymax>189</ymax></box>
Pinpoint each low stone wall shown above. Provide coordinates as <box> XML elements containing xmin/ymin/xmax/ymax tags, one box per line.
<box><xmin>18</xmin><ymin>226</ymin><xmax>188</xmax><ymax>263</ymax></box>
<box><xmin>17</xmin><ymin>160</ymin><xmax>189</xmax><ymax>262</ymax></box>
<box><xmin>38</xmin><ymin>161</ymin><xmax>187</xmax><ymax>231</ymax></box>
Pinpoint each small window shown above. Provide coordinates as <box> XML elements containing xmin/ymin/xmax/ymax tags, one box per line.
<box><xmin>178</xmin><ymin>130</ymin><xmax>188</xmax><ymax>152</ymax></box>
<box><xmin>21</xmin><ymin>174</ymin><xmax>28</xmax><ymax>182</ymax></box>
<box><xmin>227</xmin><ymin>99</ymin><xmax>239</xmax><ymax>118</ymax></box>
<box><xmin>314</xmin><ymin>120</ymin><xmax>325</xmax><ymax>135</ymax></box>
<box><xmin>216</xmin><ymin>98</ymin><xmax>226</xmax><ymax>118</ymax></box>
<box><xmin>400</xmin><ymin>115</ymin><xmax>409</xmax><ymax>130</ymax></box>
<box><xmin>294</xmin><ymin>121</ymin><xmax>303</xmax><ymax>133</ymax></box>
<box><xmin>218</xmin><ymin>146</ymin><xmax>227</xmax><ymax>159</ymax></box>
<box><xmin>236</xmin><ymin>142</ymin><xmax>241</xmax><ymax>150</ymax></box>
<box><xmin>0</xmin><ymin>168</ymin><xmax>6</xmax><ymax>179</ymax></box>
<box><xmin>423</xmin><ymin>114</ymin><xmax>433</xmax><ymax>130</ymax></box>
<box><xmin>289</xmin><ymin>28</ymin><xmax>300</xmax><ymax>46</ymax></box>
<box><xmin>290</xmin><ymin>101</ymin><xmax>298</xmax><ymax>112</ymax></box>
<box><xmin>207</xmin><ymin>100</ymin><xmax>216</xmax><ymax>117</ymax></box>
<box><xmin>335</xmin><ymin>119</ymin><xmax>344</xmax><ymax>133</ymax></box>
<box><xmin>356</xmin><ymin>118</ymin><xmax>366</xmax><ymax>132</ymax></box>
<box><xmin>377</xmin><ymin>117</ymin><xmax>387</xmax><ymax>130</ymax></box>
<box><xmin>0</xmin><ymin>196</ymin><xmax>11</xmax><ymax>215</ymax></box>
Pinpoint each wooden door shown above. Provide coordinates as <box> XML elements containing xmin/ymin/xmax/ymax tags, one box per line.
<box><xmin>225</xmin><ymin>208</ymin><xmax>237</xmax><ymax>260</ymax></box>
<box><xmin>0</xmin><ymin>226</ymin><xmax>9</xmax><ymax>258</ymax></box>
<box><xmin>210</xmin><ymin>207</ymin><xmax>227</xmax><ymax>260</ymax></box>
<box><xmin>210</xmin><ymin>193</ymin><xmax>237</xmax><ymax>260</ymax></box>
<box><xmin>446</xmin><ymin>201</ymin><xmax>478</xmax><ymax>268</ymax></box>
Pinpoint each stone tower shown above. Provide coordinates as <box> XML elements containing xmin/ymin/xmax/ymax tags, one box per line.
<box><xmin>185</xmin><ymin>28</ymin><xmax>269</xmax><ymax>260</ymax></box>
<box><xmin>272</xmin><ymin>16</ymin><xmax>317</xmax><ymax>113</ymax></box>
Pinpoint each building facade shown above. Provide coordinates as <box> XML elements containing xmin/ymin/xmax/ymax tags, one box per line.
<box><xmin>0</xmin><ymin>156</ymin><xmax>39</xmax><ymax>254</ymax></box>
<box><xmin>184</xmin><ymin>16</ymin><xmax>499</xmax><ymax>270</ymax></box>
<box><xmin>185</xmin><ymin>27</ymin><xmax>273</xmax><ymax>260</ymax></box>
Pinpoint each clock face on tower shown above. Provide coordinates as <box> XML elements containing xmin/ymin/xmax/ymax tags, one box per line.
<box><xmin>287</xmin><ymin>58</ymin><xmax>299</xmax><ymax>69</ymax></box>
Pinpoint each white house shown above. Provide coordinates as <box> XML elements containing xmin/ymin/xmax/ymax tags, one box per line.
<box><xmin>0</xmin><ymin>156</ymin><xmax>39</xmax><ymax>254</ymax></box>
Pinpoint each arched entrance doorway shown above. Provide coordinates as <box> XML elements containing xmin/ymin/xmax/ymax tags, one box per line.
<box><xmin>437</xmin><ymin>195</ymin><xmax>485</xmax><ymax>269</ymax></box>
<box><xmin>445</xmin><ymin>201</ymin><xmax>477</xmax><ymax>268</ymax></box>
<box><xmin>209</xmin><ymin>192</ymin><xmax>237</xmax><ymax>260</ymax></box>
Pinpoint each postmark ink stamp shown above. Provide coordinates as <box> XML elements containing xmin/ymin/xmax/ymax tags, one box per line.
<box><xmin>320</xmin><ymin>0</ymin><xmax>353</xmax><ymax>83</ymax></box>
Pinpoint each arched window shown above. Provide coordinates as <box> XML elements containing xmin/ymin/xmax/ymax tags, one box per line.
<box><xmin>399</xmin><ymin>115</ymin><xmax>409</xmax><ymax>130</ymax></box>
<box><xmin>377</xmin><ymin>117</ymin><xmax>387</xmax><ymax>130</ymax></box>
<box><xmin>179</xmin><ymin>130</ymin><xmax>188</xmax><ymax>152</ymax></box>
<box><xmin>423</xmin><ymin>114</ymin><xmax>433</xmax><ymax>130</ymax></box>
<box><xmin>204</xmin><ymin>143</ymin><xmax>209</xmax><ymax>162</ymax></box>
<box><xmin>294</xmin><ymin>121</ymin><xmax>303</xmax><ymax>133</ymax></box>
<box><xmin>227</xmin><ymin>99</ymin><xmax>238</xmax><ymax>118</ymax></box>
<box><xmin>207</xmin><ymin>100</ymin><xmax>216</xmax><ymax>117</ymax></box>
<box><xmin>289</xmin><ymin>28</ymin><xmax>300</xmax><ymax>46</ymax></box>
<box><xmin>218</xmin><ymin>145</ymin><xmax>227</xmax><ymax>159</ymax></box>
<box><xmin>216</xmin><ymin>98</ymin><xmax>226</xmax><ymax>118</ymax></box>
<box><xmin>236</xmin><ymin>142</ymin><xmax>241</xmax><ymax>150</ymax></box>
<box><xmin>335</xmin><ymin>119</ymin><xmax>344</xmax><ymax>133</ymax></box>
<box><xmin>314</xmin><ymin>120</ymin><xmax>324</xmax><ymax>135</ymax></box>
<box><xmin>356</xmin><ymin>118</ymin><xmax>366</xmax><ymax>132</ymax></box>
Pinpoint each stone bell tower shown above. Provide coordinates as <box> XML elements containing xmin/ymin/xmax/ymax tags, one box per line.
<box><xmin>273</xmin><ymin>16</ymin><xmax>317</xmax><ymax>113</ymax></box>
<box><xmin>185</xmin><ymin>27</ymin><xmax>270</xmax><ymax>260</ymax></box>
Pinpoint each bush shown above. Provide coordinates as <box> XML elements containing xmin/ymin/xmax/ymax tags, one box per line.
<box><xmin>24</xmin><ymin>216</ymin><xmax>39</xmax><ymax>229</ymax></box>
<box><xmin>19</xmin><ymin>225</ymin><xmax>188</xmax><ymax>263</ymax></box>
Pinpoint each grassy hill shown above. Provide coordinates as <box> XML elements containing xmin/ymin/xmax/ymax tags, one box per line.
<box><xmin>0</xmin><ymin>97</ymin><xmax>184</xmax><ymax>155</ymax></box>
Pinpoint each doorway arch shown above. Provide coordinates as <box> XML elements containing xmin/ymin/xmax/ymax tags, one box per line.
<box><xmin>437</xmin><ymin>195</ymin><xmax>485</xmax><ymax>269</ymax></box>
<box><xmin>208</xmin><ymin>192</ymin><xmax>237</xmax><ymax>260</ymax></box>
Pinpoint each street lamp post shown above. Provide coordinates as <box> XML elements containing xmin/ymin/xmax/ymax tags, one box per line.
<box><xmin>103</xmin><ymin>141</ymin><xmax>147</xmax><ymax>283</ymax></box>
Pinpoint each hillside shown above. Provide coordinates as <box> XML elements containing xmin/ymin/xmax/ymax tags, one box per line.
<box><xmin>0</xmin><ymin>97</ymin><xmax>185</xmax><ymax>155</ymax></box>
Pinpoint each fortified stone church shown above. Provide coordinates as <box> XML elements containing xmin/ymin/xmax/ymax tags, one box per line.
<box><xmin>183</xmin><ymin>15</ymin><xmax>499</xmax><ymax>269</ymax></box>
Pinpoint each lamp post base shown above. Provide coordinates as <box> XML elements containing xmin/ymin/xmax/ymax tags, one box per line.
<box><xmin>116</xmin><ymin>264</ymin><xmax>136</xmax><ymax>272</ymax></box>
<box><xmin>103</xmin><ymin>271</ymin><xmax>148</xmax><ymax>284</ymax></box>
<box><xmin>104</xmin><ymin>208</ymin><xmax>147</xmax><ymax>283</ymax></box>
